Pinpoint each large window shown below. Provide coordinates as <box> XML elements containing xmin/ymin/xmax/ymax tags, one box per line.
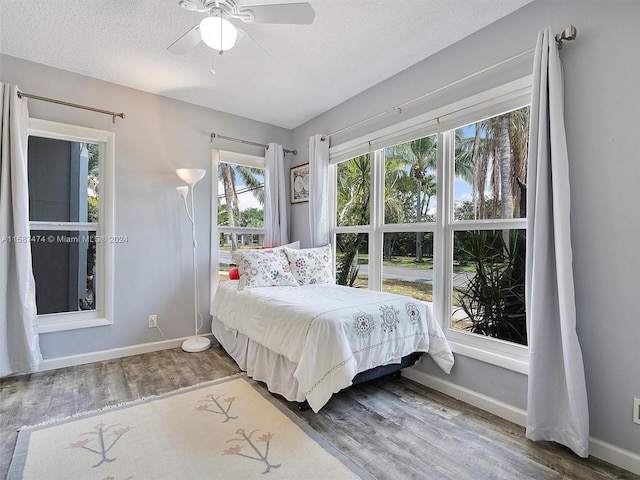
<box><xmin>330</xmin><ymin>78</ymin><xmax>531</xmax><ymax>371</ymax></box>
<box><xmin>211</xmin><ymin>150</ymin><xmax>265</xmax><ymax>286</ymax></box>
<box><xmin>28</xmin><ymin>119</ymin><xmax>115</xmax><ymax>332</ymax></box>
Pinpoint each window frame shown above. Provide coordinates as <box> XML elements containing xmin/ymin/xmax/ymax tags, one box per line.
<box><xmin>329</xmin><ymin>77</ymin><xmax>532</xmax><ymax>373</ymax></box>
<box><xmin>210</xmin><ymin>149</ymin><xmax>266</xmax><ymax>298</ymax></box>
<box><xmin>28</xmin><ymin>118</ymin><xmax>115</xmax><ymax>333</ymax></box>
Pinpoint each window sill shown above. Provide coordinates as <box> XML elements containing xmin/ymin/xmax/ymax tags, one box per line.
<box><xmin>446</xmin><ymin>330</ymin><xmax>529</xmax><ymax>375</ymax></box>
<box><xmin>38</xmin><ymin>315</ymin><xmax>112</xmax><ymax>333</ymax></box>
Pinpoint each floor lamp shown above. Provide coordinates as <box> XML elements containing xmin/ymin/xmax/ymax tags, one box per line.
<box><xmin>176</xmin><ymin>168</ymin><xmax>211</xmax><ymax>353</ymax></box>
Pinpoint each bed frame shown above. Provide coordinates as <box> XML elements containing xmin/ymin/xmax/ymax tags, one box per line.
<box><xmin>296</xmin><ymin>352</ymin><xmax>424</xmax><ymax>410</ymax></box>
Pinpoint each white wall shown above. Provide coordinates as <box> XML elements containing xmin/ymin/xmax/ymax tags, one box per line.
<box><xmin>291</xmin><ymin>0</ymin><xmax>640</xmax><ymax>468</ymax></box>
<box><xmin>0</xmin><ymin>54</ymin><xmax>293</xmax><ymax>358</ymax></box>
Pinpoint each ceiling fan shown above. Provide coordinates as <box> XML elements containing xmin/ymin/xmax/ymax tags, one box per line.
<box><xmin>168</xmin><ymin>0</ymin><xmax>315</xmax><ymax>55</ymax></box>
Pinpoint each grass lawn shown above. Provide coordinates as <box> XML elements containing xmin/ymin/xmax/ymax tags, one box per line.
<box><xmin>355</xmin><ymin>254</ymin><xmax>474</xmax><ymax>273</ymax></box>
<box><xmin>383</xmin><ymin>278</ymin><xmax>433</xmax><ymax>302</ymax></box>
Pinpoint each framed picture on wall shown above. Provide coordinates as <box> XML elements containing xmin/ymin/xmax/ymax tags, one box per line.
<box><xmin>290</xmin><ymin>163</ymin><xmax>310</xmax><ymax>204</ymax></box>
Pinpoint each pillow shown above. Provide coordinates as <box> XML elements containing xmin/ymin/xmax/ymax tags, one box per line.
<box><xmin>282</xmin><ymin>240</ymin><xmax>300</xmax><ymax>250</ymax></box>
<box><xmin>228</xmin><ymin>267</ymin><xmax>239</xmax><ymax>280</ymax></box>
<box><xmin>254</xmin><ymin>241</ymin><xmax>299</xmax><ymax>250</ymax></box>
<box><xmin>232</xmin><ymin>247</ymin><xmax>299</xmax><ymax>290</ymax></box>
<box><xmin>284</xmin><ymin>244</ymin><xmax>334</xmax><ymax>285</ymax></box>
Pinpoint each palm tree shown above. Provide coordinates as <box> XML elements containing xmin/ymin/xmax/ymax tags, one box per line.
<box><xmin>497</xmin><ymin>114</ymin><xmax>513</xmax><ymax>220</ymax></box>
<box><xmin>220</xmin><ymin>163</ymin><xmax>240</xmax><ymax>250</ymax></box>
<box><xmin>508</xmin><ymin>108</ymin><xmax>530</xmax><ymax>217</ymax></box>
<box><xmin>218</xmin><ymin>162</ymin><xmax>264</xmax><ymax>250</ymax></box>
<box><xmin>387</xmin><ymin>136</ymin><xmax>437</xmax><ymax>262</ymax></box>
<box><xmin>454</xmin><ymin>106</ymin><xmax>530</xmax><ymax>222</ymax></box>
<box><xmin>336</xmin><ymin>155</ymin><xmax>370</xmax><ymax>285</ymax></box>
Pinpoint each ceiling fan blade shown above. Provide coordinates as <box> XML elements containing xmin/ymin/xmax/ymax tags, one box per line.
<box><xmin>236</xmin><ymin>28</ymin><xmax>274</xmax><ymax>60</ymax></box>
<box><xmin>245</xmin><ymin>2</ymin><xmax>315</xmax><ymax>24</ymax></box>
<box><xmin>167</xmin><ymin>24</ymin><xmax>201</xmax><ymax>54</ymax></box>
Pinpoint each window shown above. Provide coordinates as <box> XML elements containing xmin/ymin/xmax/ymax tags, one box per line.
<box><xmin>28</xmin><ymin>119</ymin><xmax>115</xmax><ymax>332</ymax></box>
<box><xmin>211</xmin><ymin>150</ymin><xmax>265</xmax><ymax>286</ymax></box>
<box><xmin>330</xmin><ymin>78</ymin><xmax>531</xmax><ymax>372</ymax></box>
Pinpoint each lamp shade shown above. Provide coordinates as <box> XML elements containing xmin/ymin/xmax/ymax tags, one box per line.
<box><xmin>200</xmin><ymin>16</ymin><xmax>238</xmax><ymax>51</ymax></box>
<box><xmin>176</xmin><ymin>168</ymin><xmax>206</xmax><ymax>186</ymax></box>
<box><xmin>176</xmin><ymin>186</ymin><xmax>189</xmax><ymax>198</ymax></box>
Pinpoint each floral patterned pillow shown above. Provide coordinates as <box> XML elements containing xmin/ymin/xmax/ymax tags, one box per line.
<box><xmin>232</xmin><ymin>248</ymin><xmax>299</xmax><ymax>290</ymax></box>
<box><xmin>284</xmin><ymin>244</ymin><xmax>334</xmax><ymax>285</ymax></box>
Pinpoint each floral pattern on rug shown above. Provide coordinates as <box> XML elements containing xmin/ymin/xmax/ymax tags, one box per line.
<box><xmin>223</xmin><ymin>428</ymin><xmax>281</xmax><ymax>474</ymax></box>
<box><xmin>68</xmin><ymin>423</ymin><xmax>132</xmax><ymax>468</ymax></box>
<box><xmin>195</xmin><ymin>393</ymin><xmax>238</xmax><ymax>422</ymax></box>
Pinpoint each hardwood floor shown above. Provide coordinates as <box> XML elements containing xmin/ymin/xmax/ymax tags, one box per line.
<box><xmin>0</xmin><ymin>346</ymin><xmax>636</xmax><ymax>480</ymax></box>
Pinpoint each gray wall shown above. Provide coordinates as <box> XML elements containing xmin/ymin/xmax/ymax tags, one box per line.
<box><xmin>291</xmin><ymin>0</ymin><xmax>640</xmax><ymax>459</ymax></box>
<box><xmin>2</xmin><ymin>0</ymin><xmax>639</xmax><ymax>463</ymax></box>
<box><xmin>0</xmin><ymin>54</ymin><xmax>292</xmax><ymax>357</ymax></box>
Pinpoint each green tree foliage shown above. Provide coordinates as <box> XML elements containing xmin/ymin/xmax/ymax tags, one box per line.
<box><xmin>453</xmin><ymin>230</ymin><xmax>527</xmax><ymax>345</ymax></box>
<box><xmin>454</xmin><ymin>107</ymin><xmax>529</xmax><ymax>220</ymax></box>
<box><xmin>452</xmin><ymin>107</ymin><xmax>529</xmax><ymax>344</ymax></box>
<box><xmin>335</xmin><ymin>155</ymin><xmax>370</xmax><ymax>285</ymax></box>
<box><xmin>218</xmin><ymin>163</ymin><xmax>264</xmax><ymax>250</ymax></box>
<box><xmin>239</xmin><ymin>207</ymin><xmax>264</xmax><ymax>228</ymax></box>
<box><xmin>385</xmin><ymin>136</ymin><xmax>437</xmax><ymax>262</ymax></box>
<box><xmin>86</xmin><ymin>144</ymin><xmax>99</xmax><ymax>283</ymax></box>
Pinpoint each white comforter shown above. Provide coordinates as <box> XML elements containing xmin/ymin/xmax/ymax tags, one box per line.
<box><xmin>211</xmin><ymin>281</ymin><xmax>454</xmax><ymax>412</ymax></box>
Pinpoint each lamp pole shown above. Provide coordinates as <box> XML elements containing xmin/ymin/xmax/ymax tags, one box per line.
<box><xmin>176</xmin><ymin>169</ymin><xmax>211</xmax><ymax>353</ymax></box>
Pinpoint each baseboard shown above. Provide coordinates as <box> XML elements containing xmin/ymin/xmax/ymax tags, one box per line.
<box><xmin>401</xmin><ymin>366</ymin><xmax>528</xmax><ymax>426</ymax></box>
<box><xmin>38</xmin><ymin>334</ymin><xmax>218</xmax><ymax>372</ymax></box>
<box><xmin>402</xmin><ymin>367</ymin><xmax>640</xmax><ymax>476</ymax></box>
<box><xmin>589</xmin><ymin>437</ymin><xmax>640</xmax><ymax>476</ymax></box>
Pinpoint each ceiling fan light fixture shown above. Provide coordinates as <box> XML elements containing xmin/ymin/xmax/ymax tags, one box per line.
<box><xmin>200</xmin><ymin>15</ymin><xmax>237</xmax><ymax>51</ymax></box>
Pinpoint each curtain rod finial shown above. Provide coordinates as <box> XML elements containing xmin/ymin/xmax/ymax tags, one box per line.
<box><xmin>556</xmin><ymin>25</ymin><xmax>577</xmax><ymax>47</ymax></box>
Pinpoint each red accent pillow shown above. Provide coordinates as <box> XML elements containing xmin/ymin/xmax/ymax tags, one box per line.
<box><xmin>228</xmin><ymin>267</ymin><xmax>240</xmax><ymax>280</ymax></box>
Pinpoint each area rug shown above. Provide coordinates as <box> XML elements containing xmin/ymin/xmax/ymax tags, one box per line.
<box><xmin>8</xmin><ymin>374</ymin><xmax>371</xmax><ymax>479</ymax></box>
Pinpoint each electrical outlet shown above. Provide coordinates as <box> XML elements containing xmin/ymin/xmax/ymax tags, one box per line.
<box><xmin>634</xmin><ymin>398</ymin><xmax>640</xmax><ymax>425</ymax></box>
<box><xmin>148</xmin><ymin>315</ymin><xmax>158</xmax><ymax>328</ymax></box>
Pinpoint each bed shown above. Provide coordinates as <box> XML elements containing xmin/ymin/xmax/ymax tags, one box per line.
<box><xmin>209</xmin><ymin>244</ymin><xmax>454</xmax><ymax>412</ymax></box>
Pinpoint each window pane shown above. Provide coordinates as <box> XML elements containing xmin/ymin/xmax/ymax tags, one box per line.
<box><xmin>217</xmin><ymin>162</ymin><xmax>265</xmax><ymax>230</ymax></box>
<box><xmin>384</xmin><ymin>135</ymin><xmax>437</xmax><ymax>224</ymax></box>
<box><xmin>451</xmin><ymin>229</ymin><xmax>527</xmax><ymax>345</ymax></box>
<box><xmin>30</xmin><ymin>230</ymin><xmax>97</xmax><ymax>314</ymax></box>
<box><xmin>382</xmin><ymin>232</ymin><xmax>433</xmax><ymax>303</ymax></box>
<box><xmin>28</xmin><ymin>137</ymin><xmax>99</xmax><ymax>223</ymax></box>
<box><xmin>336</xmin><ymin>233</ymin><xmax>368</xmax><ymax>288</ymax></box>
<box><xmin>454</xmin><ymin>106</ymin><xmax>529</xmax><ymax>220</ymax></box>
<box><xmin>336</xmin><ymin>154</ymin><xmax>370</xmax><ymax>226</ymax></box>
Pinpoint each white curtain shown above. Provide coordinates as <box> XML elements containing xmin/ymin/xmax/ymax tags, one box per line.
<box><xmin>264</xmin><ymin>143</ymin><xmax>289</xmax><ymax>247</ymax></box>
<box><xmin>525</xmin><ymin>28</ymin><xmax>589</xmax><ymax>458</ymax></box>
<box><xmin>0</xmin><ymin>83</ymin><xmax>42</xmax><ymax>377</ymax></box>
<box><xmin>308</xmin><ymin>134</ymin><xmax>329</xmax><ymax>247</ymax></box>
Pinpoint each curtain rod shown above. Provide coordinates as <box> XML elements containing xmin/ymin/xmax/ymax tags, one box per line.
<box><xmin>16</xmin><ymin>91</ymin><xmax>125</xmax><ymax>123</ymax></box>
<box><xmin>322</xmin><ymin>25</ymin><xmax>577</xmax><ymax>141</ymax></box>
<box><xmin>210</xmin><ymin>132</ymin><xmax>297</xmax><ymax>155</ymax></box>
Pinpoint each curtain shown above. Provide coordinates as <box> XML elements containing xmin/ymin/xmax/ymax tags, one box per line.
<box><xmin>308</xmin><ymin>134</ymin><xmax>329</xmax><ymax>247</ymax></box>
<box><xmin>525</xmin><ymin>28</ymin><xmax>589</xmax><ymax>458</ymax></box>
<box><xmin>0</xmin><ymin>83</ymin><xmax>42</xmax><ymax>377</ymax></box>
<box><xmin>264</xmin><ymin>143</ymin><xmax>288</xmax><ymax>247</ymax></box>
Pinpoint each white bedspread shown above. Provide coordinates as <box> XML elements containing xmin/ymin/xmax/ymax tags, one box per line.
<box><xmin>211</xmin><ymin>281</ymin><xmax>454</xmax><ymax>412</ymax></box>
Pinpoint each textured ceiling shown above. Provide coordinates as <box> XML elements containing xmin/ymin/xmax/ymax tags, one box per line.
<box><xmin>0</xmin><ymin>0</ymin><xmax>532</xmax><ymax>129</ymax></box>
